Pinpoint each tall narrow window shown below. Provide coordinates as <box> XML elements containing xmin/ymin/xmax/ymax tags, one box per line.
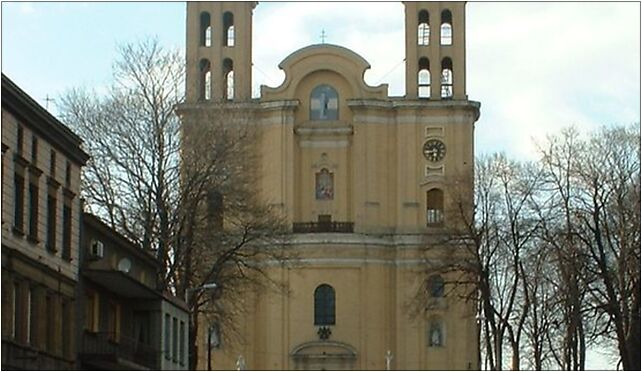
<box><xmin>200</xmin><ymin>12</ymin><xmax>212</xmax><ymax>47</ymax></box>
<box><xmin>310</xmin><ymin>85</ymin><xmax>339</xmax><ymax>120</ymax></box>
<box><xmin>17</xmin><ymin>126</ymin><xmax>24</xmax><ymax>155</ymax></box>
<box><xmin>28</xmin><ymin>181</ymin><xmax>39</xmax><ymax>242</ymax></box>
<box><xmin>49</xmin><ymin>150</ymin><xmax>56</xmax><ymax>177</ymax></box>
<box><xmin>61</xmin><ymin>299</ymin><xmax>70</xmax><ymax>358</ymax></box>
<box><xmin>62</xmin><ymin>201</ymin><xmax>72</xmax><ymax>261</ymax></box>
<box><xmin>223</xmin><ymin>58</ymin><xmax>234</xmax><ymax>100</ymax></box>
<box><xmin>14</xmin><ymin>172</ymin><xmax>25</xmax><ymax>233</ymax></box>
<box><xmin>200</xmin><ymin>59</ymin><xmax>212</xmax><ymax>101</ymax></box>
<box><xmin>428</xmin><ymin>275</ymin><xmax>445</xmax><ymax>298</ymax></box>
<box><xmin>418</xmin><ymin>57</ymin><xmax>431</xmax><ymax>98</ymax></box>
<box><xmin>172</xmin><ymin>317</ymin><xmax>179</xmax><ymax>362</ymax></box>
<box><xmin>86</xmin><ymin>291</ymin><xmax>98</xmax><ymax>332</ymax></box>
<box><xmin>12</xmin><ymin>282</ymin><xmax>19</xmax><ymax>340</ymax></box>
<box><xmin>46</xmin><ymin>294</ymin><xmax>55</xmax><ymax>352</ymax></box>
<box><xmin>440</xmin><ymin>10</ymin><xmax>453</xmax><ymax>45</ymax></box>
<box><xmin>418</xmin><ymin>10</ymin><xmax>430</xmax><ymax>45</ymax></box>
<box><xmin>65</xmin><ymin>161</ymin><xmax>71</xmax><ymax>187</ymax></box>
<box><xmin>164</xmin><ymin>314</ymin><xmax>171</xmax><ymax>360</ymax></box>
<box><xmin>31</xmin><ymin>136</ymin><xmax>38</xmax><ymax>163</ymax></box>
<box><xmin>27</xmin><ymin>287</ymin><xmax>34</xmax><ymax>345</ymax></box>
<box><xmin>440</xmin><ymin>58</ymin><xmax>453</xmax><ymax>99</ymax></box>
<box><xmin>207</xmin><ymin>190</ymin><xmax>224</xmax><ymax>229</ymax></box>
<box><xmin>426</xmin><ymin>188</ymin><xmax>444</xmax><ymax>226</ymax></box>
<box><xmin>180</xmin><ymin>321</ymin><xmax>186</xmax><ymax>365</ymax></box>
<box><xmin>46</xmin><ymin>193</ymin><xmax>57</xmax><ymax>252</ymax></box>
<box><xmin>314</xmin><ymin>284</ymin><xmax>336</xmax><ymax>325</ymax></box>
<box><xmin>107</xmin><ymin>302</ymin><xmax>120</xmax><ymax>342</ymax></box>
<box><xmin>223</xmin><ymin>12</ymin><xmax>234</xmax><ymax>47</ymax></box>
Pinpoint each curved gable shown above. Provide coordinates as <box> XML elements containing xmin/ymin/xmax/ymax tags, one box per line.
<box><xmin>260</xmin><ymin>44</ymin><xmax>388</xmax><ymax>101</ymax></box>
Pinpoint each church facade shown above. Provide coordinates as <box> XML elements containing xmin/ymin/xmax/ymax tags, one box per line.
<box><xmin>178</xmin><ymin>2</ymin><xmax>481</xmax><ymax>370</ymax></box>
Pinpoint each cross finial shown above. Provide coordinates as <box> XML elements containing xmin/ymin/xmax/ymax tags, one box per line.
<box><xmin>44</xmin><ymin>95</ymin><xmax>55</xmax><ymax>110</ymax></box>
<box><xmin>320</xmin><ymin>29</ymin><xmax>327</xmax><ymax>44</ymax></box>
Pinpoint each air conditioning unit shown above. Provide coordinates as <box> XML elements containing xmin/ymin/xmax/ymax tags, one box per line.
<box><xmin>89</xmin><ymin>239</ymin><xmax>104</xmax><ymax>258</ymax></box>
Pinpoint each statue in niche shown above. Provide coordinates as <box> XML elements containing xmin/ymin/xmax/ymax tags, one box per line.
<box><xmin>316</xmin><ymin>168</ymin><xmax>334</xmax><ymax>200</ymax></box>
<box><xmin>429</xmin><ymin>321</ymin><xmax>443</xmax><ymax>346</ymax></box>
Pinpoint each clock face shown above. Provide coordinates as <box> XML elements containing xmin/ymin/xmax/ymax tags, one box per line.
<box><xmin>423</xmin><ymin>139</ymin><xmax>446</xmax><ymax>162</ymax></box>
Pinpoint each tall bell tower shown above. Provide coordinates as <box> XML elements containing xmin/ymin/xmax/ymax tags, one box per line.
<box><xmin>404</xmin><ymin>2</ymin><xmax>467</xmax><ymax>100</ymax></box>
<box><xmin>185</xmin><ymin>2</ymin><xmax>256</xmax><ymax>102</ymax></box>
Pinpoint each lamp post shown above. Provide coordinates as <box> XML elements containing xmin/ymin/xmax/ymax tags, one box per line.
<box><xmin>186</xmin><ymin>282</ymin><xmax>218</xmax><ymax>369</ymax></box>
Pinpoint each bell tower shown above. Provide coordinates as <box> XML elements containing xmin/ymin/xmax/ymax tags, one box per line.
<box><xmin>185</xmin><ymin>2</ymin><xmax>256</xmax><ymax>102</ymax></box>
<box><xmin>404</xmin><ymin>1</ymin><xmax>467</xmax><ymax>100</ymax></box>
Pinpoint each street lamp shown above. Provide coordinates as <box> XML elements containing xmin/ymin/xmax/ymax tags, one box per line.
<box><xmin>186</xmin><ymin>282</ymin><xmax>218</xmax><ymax>369</ymax></box>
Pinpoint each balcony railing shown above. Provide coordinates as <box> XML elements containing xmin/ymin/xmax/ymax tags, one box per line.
<box><xmin>2</xmin><ymin>339</ymin><xmax>74</xmax><ymax>370</ymax></box>
<box><xmin>80</xmin><ymin>331</ymin><xmax>158</xmax><ymax>369</ymax></box>
<box><xmin>292</xmin><ymin>221</ymin><xmax>354</xmax><ymax>233</ymax></box>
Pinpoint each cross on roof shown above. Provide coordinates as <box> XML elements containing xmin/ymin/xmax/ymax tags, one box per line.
<box><xmin>320</xmin><ymin>29</ymin><xmax>327</xmax><ymax>44</ymax></box>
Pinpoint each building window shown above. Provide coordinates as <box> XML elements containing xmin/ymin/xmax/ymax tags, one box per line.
<box><xmin>314</xmin><ymin>284</ymin><xmax>336</xmax><ymax>326</ymax></box>
<box><xmin>418</xmin><ymin>57</ymin><xmax>431</xmax><ymax>98</ymax></box>
<box><xmin>61</xmin><ymin>299</ymin><xmax>71</xmax><ymax>358</ymax></box>
<box><xmin>426</xmin><ymin>188</ymin><xmax>444</xmax><ymax>226</ymax></box>
<box><xmin>315</xmin><ymin>168</ymin><xmax>334</xmax><ymax>200</ymax></box>
<box><xmin>418</xmin><ymin>10</ymin><xmax>430</xmax><ymax>46</ymax></box>
<box><xmin>46</xmin><ymin>194</ymin><xmax>57</xmax><ymax>252</ymax></box>
<box><xmin>223</xmin><ymin>12</ymin><xmax>234</xmax><ymax>47</ymax></box>
<box><xmin>207</xmin><ymin>190</ymin><xmax>224</xmax><ymax>229</ymax></box>
<box><xmin>107</xmin><ymin>302</ymin><xmax>120</xmax><ymax>342</ymax></box>
<box><xmin>31</xmin><ymin>135</ymin><xmax>38</xmax><ymax>163</ymax></box>
<box><xmin>17</xmin><ymin>125</ymin><xmax>24</xmax><ymax>155</ymax></box>
<box><xmin>440</xmin><ymin>10</ymin><xmax>453</xmax><ymax>45</ymax></box>
<box><xmin>440</xmin><ymin>58</ymin><xmax>453</xmax><ymax>99</ymax></box>
<box><xmin>86</xmin><ymin>291</ymin><xmax>98</xmax><ymax>332</ymax></box>
<box><xmin>172</xmin><ymin>317</ymin><xmax>179</xmax><ymax>362</ymax></box>
<box><xmin>428</xmin><ymin>319</ymin><xmax>445</xmax><ymax>347</ymax></box>
<box><xmin>28</xmin><ymin>181</ymin><xmax>39</xmax><ymax>242</ymax></box>
<box><xmin>180</xmin><ymin>321</ymin><xmax>186</xmax><ymax>365</ymax></box>
<box><xmin>65</xmin><ymin>161</ymin><xmax>71</xmax><ymax>187</ymax></box>
<box><xmin>200</xmin><ymin>12</ymin><xmax>212</xmax><ymax>47</ymax></box>
<box><xmin>14</xmin><ymin>172</ymin><xmax>25</xmax><ymax>233</ymax></box>
<box><xmin>223</xmin><ymin>58</ymin><xmax>234</xmax><ymax>100</ymax></box>
<box><xmin>27</xmin><ymin>287</ymin><xmax>35</xmax><ymax>345</ymax></box>
<box><xmin>428</xmin><ymin>275</ymin><xmax>445</xmax><ymax>298</ymax></box>
<box><xmin>50</xmin><ymin>150</ymin><xmax>56</xmax><ymax>177</ymax></box>
<box><xmin>199</xmin><ymin>59</ymin><xmax>212</xmax><ymax>101</ymax></box>
<box><xmin>12</xmin><ymin>282</ymin><xmax>19</xmax><ymax>340</ymax></box>
<box><xmin>62</xmin><ymin>202</ymin><xmax>72</xmax><ymax>261</ymax></box>
<box><xmin>164</xmin><ymin>314</ymin><xmax>171</xmax><ymax>360</ymax></box>
<box><xmin>46</xmin><ymin>294</ymin><xmax>55</xmax><ymax>352</ymax></box>
<box><xmin>310</xmin><ymin>85</ymin><xmax>339</xmax><ymax>120</ymax></box>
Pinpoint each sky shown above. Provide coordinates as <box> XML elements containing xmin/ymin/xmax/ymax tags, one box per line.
<box><xmin>0</xmin><ymin>1</ymin><xmax>637</xmax><ymax>368</ymax></box>
<box><xmin>2</xmin><ymin>1</ymin><xmax>640</xmax><ymax>161</ymax></box>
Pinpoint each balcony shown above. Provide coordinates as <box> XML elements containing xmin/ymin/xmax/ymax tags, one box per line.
<box><xmin>292</xmin><ymin>221</ymin><xmax>354</xmax><ymax>233</ymax></box>
<box><xmin>1</xmin><ymin>339</ymin><xmax>74</xmax><ymax>370</ymax></box>
<box><xmin>79</xmin><ymin>331</ymin><xmax>158</xmax><ymax>370</ymax></box>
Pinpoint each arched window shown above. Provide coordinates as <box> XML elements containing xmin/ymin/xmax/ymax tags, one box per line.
<box><xmin>223</xmin><ymin>58</ymin><xmax>234</xmax><ymax>100</ymax></box>
<box><xmin>223</xmin><ymin>12</ymin><xmax>234</xmax><ymax>47</ymax></box>
<box><xmin>199</xmin><ymin>59</ymin><xmax>211</xmax><ymax>101</ymax></box>
<box><xmin>428</xmin><ymin>319</ymin><xmax>445</xmax><ymax>347</ymax></box>
<box><xmin>310</xmin><ymin>85</ymin><xmax>339</xmax><ymax>120</ymax></box>
<box><xmin>426</xmin><ymin>188</ymin><xmax>444</xmax><ymax>226</ymax></box>
<box><xmin>418</xmin><ymin>57</ymin><xmax>431</xmax><ymax>98</ymax></box>
<box><xmin>428</xmin><ymin>275</ymin><xmax>445</xmax><ymax>298</ymax></box>
<box><xmin>440</xmin><ymin>10</ymin><xmax>453</xmax><ymax>45</ymax></box>
<box><xmin>418</xmin><ymin>10</ymin><xmax>430</xmax><ymax>46</ymax></box>
<box><xmin>440</xmin><ymin>58</ymin><xmax>453</xmax><ymax>99</ymax></box>
<box><xmin>200</xmin><ymin>12</ymin><xmax>212</xmax><ymax>47</ymax></box>
<box><xmin>314</xmin><ymin>284</ymin><xmax>336</xmax><ymax>325</ymax></box>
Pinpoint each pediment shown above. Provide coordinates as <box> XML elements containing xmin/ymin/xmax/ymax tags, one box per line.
<box><xmin>291</xmin><ymin>340</ymin><xmax>357</xmax><ymax>359</ymax></box>
<box><xmin>260</xmin><ymin>44</ymin><xmax>388</xmax><ymax>101</ymax></box>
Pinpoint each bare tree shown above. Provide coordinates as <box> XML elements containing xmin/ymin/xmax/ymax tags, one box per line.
<box><xmin>58</xmin><ymin>38</ymin><xmax>291</xmax><ymax>369</ymax></box>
